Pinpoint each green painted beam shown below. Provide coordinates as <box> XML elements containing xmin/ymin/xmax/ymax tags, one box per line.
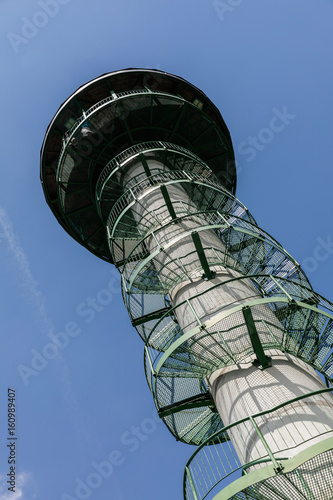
<box><xmin>242</xmin><ymin>306</ymin><xmax>272</xmax><ymax>369</ymax></box>
<box><xmin>139</xmin><ymin>153</ymin><xmax>152</xmax><ymax>177</ymax></box>
<box><xmin>158</xmin><ymin>392</ymin><xmax>214</xmax><ymax>418</ymax></box>
<box><xmin>191</xmin><ymin>231</ymin><xmax>213</xmax><ymax>280</ymax></box>
<box><xmin>168</xmin><ymin>103</ymin><xmax>187</xmax><ymax>141</ymax></box>
<box><xmin>131</xmin><ymin>306</ymin><xmax>170</xmax><ymax>327</ymax></box>
<box><xmin>160</xmin><ymin>185</ymin><xmax>177</xmax><ymax>221</ymax></box>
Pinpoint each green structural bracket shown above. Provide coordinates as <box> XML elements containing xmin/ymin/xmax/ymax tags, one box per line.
<box><xmin>131</xmin><ymin>307</ymin><xmax>171</xmax><ymax>327</ymax></box>
<box><xmin>191</xmin><ymin>231</ymin><xmax>214</xmax><ymax>280</ymax></box>
<box><xmin>139</xmin><ymin>153</ymin><xmax>152</xmax><ymax>177</ymax></box>
<box><xmin>160</xmin><ymin>185</ymin><xmax>177</xmax><ymax>221</ymax></box>
<box><xmin>242</xmin><ymin>306</ymin><xmax>272</xmax><ymax>370</ymax></box>
<box><xmin>158</xmin><ymin>392</ymin><xmax>215</xmax><ymax>418</ymax></box>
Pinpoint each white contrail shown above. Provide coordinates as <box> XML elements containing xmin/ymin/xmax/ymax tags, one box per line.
<box><xmin>0</xmin><ymin>207</ymin><xmax>102</xmax><ymax>451</ymax></box>
<box><xmin>0</xmin><ymin>208</ymin><xmax>52</xmax><ymax>335</ymax></box>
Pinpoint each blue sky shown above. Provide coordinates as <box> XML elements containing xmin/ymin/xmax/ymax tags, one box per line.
<box><xmin>0</xmin><ymin>1</ymin><xmax>333</xmax><ymax>499</ymax></box>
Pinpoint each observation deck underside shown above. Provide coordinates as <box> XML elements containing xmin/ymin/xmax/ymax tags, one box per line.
<box><xmin>40</xmin><ymin>69</ymin><xmax>236</xmax><ymax>262</ymax></box>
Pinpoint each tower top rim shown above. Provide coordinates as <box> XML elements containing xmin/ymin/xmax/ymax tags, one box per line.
<box><xmin>40</xmin><ymin>68</ymin><xmax>236</xmax><ymax>261</ymax></box>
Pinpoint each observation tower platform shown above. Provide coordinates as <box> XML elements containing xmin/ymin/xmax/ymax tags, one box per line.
<box><xmin>41</xmin><ymin>69</ymin><xmax>236</xmax><ymax>262</ymax></box>
<box><xmin>41</xmin><ymin>69</ymin><xmax>333</xmax><ymax>500</ymax></box>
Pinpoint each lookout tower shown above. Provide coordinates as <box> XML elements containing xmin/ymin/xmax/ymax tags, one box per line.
<box><xmin>41</xmin><ymin>69</ymin><xmax>333</xmax><ymax>499</ymax></box>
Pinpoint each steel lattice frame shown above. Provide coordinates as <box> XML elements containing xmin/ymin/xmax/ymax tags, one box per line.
<box><xmin>41</xmin><ymin>69</ymin><xmax>333</xmax><ymax>500</ymax></box>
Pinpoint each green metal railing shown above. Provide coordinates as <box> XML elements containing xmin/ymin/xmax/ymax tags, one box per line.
<box><xmin>96</xmin><ymin>140</ymin><xmax>208</xmax><ymax>203</ymax></box>
<box><xmin>141</xmin><ymin>274</ymin><xmax>333</xmax><ymax>445</ymax></box>
<box><xmin>183</xmin><ymin>388</ymin><xmax>333</xmax><ymax>500</ymax></box>
<box><xmin>121</xmin><ymin>218</ymin><xmax>305</xmax><ymax>296</ymax></box>
<box><xmin>60</xmin><ymin>91</ymin><xmax>183</xmax><ymax>151</ymax></box>
<box><xmin>106</xmin><ymin>171</ymin><xmax>233</xmax><ymax>240</ymax></box>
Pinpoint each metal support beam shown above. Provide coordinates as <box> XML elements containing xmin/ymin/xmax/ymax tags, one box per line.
<box><xmin>139</xmin><ymin>153</ymin><xmax>151</xmax><ymax>177</ymax></box>
<box><xmin>160</xmin><ymin>185</ymin><xmax>177</xmax><ymax>221</ymax></box>
<box><xmin>242</xmin><ymin>306</ymin><xmax>272</xmax><ymax>369</ymax></box>
<box><xmin>158</xmin><ymin>392</ymin><xmax>215</xmax><ymax>418</ymax></box>
<box><xmin>191</xmin><ymin>232</ymin><xmax>214</xmax><ymax>280</ymax></box>
<box><xmin>132</xmin><ymin>307</ymin><xmax>170</xmax><ymax>327</ymax></box>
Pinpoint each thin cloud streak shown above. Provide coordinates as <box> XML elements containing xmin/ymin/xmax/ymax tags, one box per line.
<box><xmin>0</xmin><ymin>471</ymin><xmax>32</xmax><ymax>500</ymax></box>
<box><xmin>0</xmin><ymin>207</ymin><xmax>101</xmax><ymax>450</ymax></box>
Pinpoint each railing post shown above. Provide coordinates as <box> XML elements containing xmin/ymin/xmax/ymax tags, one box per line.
<box><xmin>185</xmin><ymin>466</ymin><xmax>199</xmax><ymax>500</ymax></box>
<box><xmin>249</xmin><ymin>416</ymin><xmax>284</xmax><ymax>473</ymax></box>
